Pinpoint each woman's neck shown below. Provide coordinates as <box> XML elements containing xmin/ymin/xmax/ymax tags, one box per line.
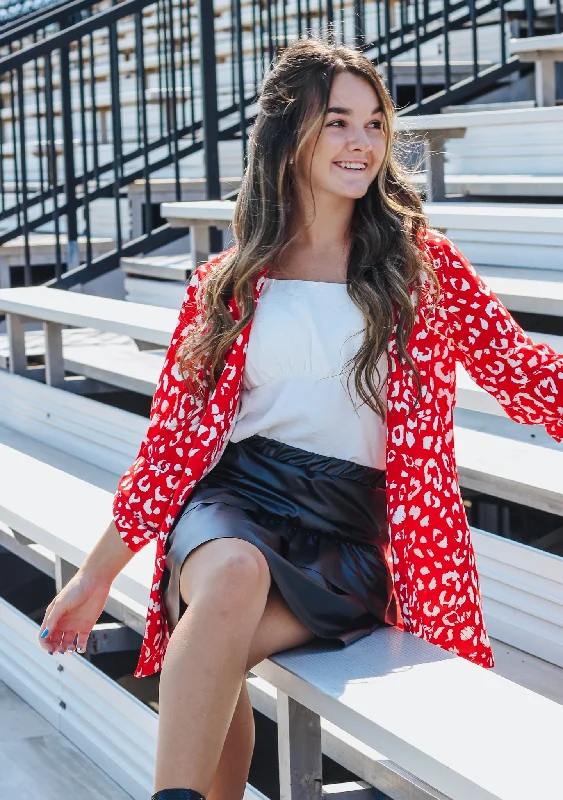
<box><xmin>269</xmin><ymin>240</ymin><xmax>350</xmax><ymax>283</ymax></box>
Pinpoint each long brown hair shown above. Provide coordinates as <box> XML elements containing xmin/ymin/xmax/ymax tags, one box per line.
<box><xmin>177</xmin><ymin>35</ymin><xmax>440</xmax><ymax>420</ymax></box>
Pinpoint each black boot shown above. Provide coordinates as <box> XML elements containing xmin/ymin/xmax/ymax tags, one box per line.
<box><xmin>151</xmin><ymin>791</ymin><xmax>207</xmax><ymax>800</ymax></box>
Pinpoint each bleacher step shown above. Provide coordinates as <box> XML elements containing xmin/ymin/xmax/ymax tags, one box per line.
<box><xmin>0</xmin><ymin>327</ymin><xmax>162</xmax><ymax>396</ymax></box>
<box><xmin>477</xmin><ymin>265</ymin><xmax>563</xmax><ymax>314</ymax></box>
<box><xmin>160</xmin><ymin>200</ymin><xmax>563</xmax><ymax>272</ymax></box>
<box><xmin>0</xmin><ymin>420</ymin><xmax>120</xmax><ymax>491</ymax></box>
<box><xmin>441</xmin><ymin>100</ymin><xmax>537</xmax><ymax>113</ymax></box>
<box><xmin>0</xmin><ymin>679</ymin><xmax>134</xmax><ymax>799</ymax></box>
<box><xmin>121</xmin><ymin>254</ymin><xmax>197</xmax><ymax>281</ymax></box>
<box><xmin>124</xmin><ymin>261</ymin><xmax>563</xmax><ymax>317</ymax></box>
<box><xmin>411</xmin><ymin>173</ymin><xmax>563</xmax><ymax>198</ymax></box>
<box><xmin>0</xmin><ymin>235</ymin><xmax>115</xmax><ymax>288</ymax></box>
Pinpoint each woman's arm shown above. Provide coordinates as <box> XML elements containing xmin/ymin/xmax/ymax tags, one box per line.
<box><xmin>38</xmin><ymin>520</ymin><xmax>134</xmax><ymax>654</ymax></box>
<box><xmin>112</xmin><ymin>266</ymin><xmax>206</xmax><ymax>552</ymax></box>
<box><xmin>431</xmin><ymin>232</ymin><xmax>563</xmax><ymax>442</ymax></box>
<box><xmin>112</xmin><ymin>248</ymin><xmax>236</xmax><ymax>553</ymax></box>
<box><xmin>80</xmin><ymin>519</ymin><xmax>136</xmax><ymax>586</ymax></box>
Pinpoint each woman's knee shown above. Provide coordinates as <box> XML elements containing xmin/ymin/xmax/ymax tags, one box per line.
<box><xmin>179</xmin><ymin>537</ymin><xmax>272</xmax><ymax>611</ymax></box>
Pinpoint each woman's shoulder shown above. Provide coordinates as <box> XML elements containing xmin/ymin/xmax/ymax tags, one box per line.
<box><xmin>194</xmin><ymin>244</ymin><xmax>239</xmax><ymax>281</ymax></box>
<box><xmin>418</xmin><ymin>226</ymin><xmax>459</xmax><ymax>261</ymax></box>
<box><xmin>417</xmin><ymin>226</ymin><xmax>477</xmax><ymax>286</ymax></box>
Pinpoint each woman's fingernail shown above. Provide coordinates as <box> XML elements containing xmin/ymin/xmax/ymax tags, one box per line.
<box><xmin>76</xmin><ymin>646</ymin><xmax>86</xmax><ymax>653</ymax></box>
<box><xmin>67</xmin><ymin>647</ymin><xmax>74</xmax><ymax>653</ymax></box>
<box><xmin>58</xmin><ymin>650</ymin><xmax>65</xmax><ymax>655</ymax></box>
<box><xmin>40</xmin><ymin>629</ymin><xmax>49</xmax><ymax>639</ymax></box>
<box><xmin>48</xmin><ymin>651</ymin><xmax>54</xmax><ymax>656</ymax></box>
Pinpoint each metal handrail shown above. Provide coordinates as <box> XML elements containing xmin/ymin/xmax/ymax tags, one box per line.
<box><xmin>0</xmin><ymin>0</ymin><xmax>112</xmax><ymax>48</ymax></box>
<box><xmin>0</xmin><ymin>0</ymin><xmax>559</xmax><ymax>289</ymax></box>
<box><xmin>0</xmin><ymin>0</ymin><xmax>151</xmax><ymax>68</ymax></box>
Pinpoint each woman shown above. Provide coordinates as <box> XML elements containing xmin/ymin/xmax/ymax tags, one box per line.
<box><xmin>37</xmin><ymin>37</ymin><xmax>562</xmax><ymax>800</ymax></box>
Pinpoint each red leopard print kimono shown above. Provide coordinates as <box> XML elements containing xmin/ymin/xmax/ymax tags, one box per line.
<box><xmin>113</xmin><ymin>228</ymin><xmax>563</xmax><ymax>678</ymax></box>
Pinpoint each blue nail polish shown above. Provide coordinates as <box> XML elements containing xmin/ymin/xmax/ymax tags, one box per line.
<box><xmin>40</xmin><ymin>628</ymin><xmax>49</xmax><ymax>639</ymax></box>
<box><xmin>48</xmin><ymin>651</ymin><xmax>53</xmax><ymax>656</ymax></box>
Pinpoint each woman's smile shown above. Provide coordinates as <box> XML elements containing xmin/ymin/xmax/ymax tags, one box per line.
<box><xmin>333</xmin><ymin>161</ymin><xmax>370</xmax><ymax>177</ymax></box>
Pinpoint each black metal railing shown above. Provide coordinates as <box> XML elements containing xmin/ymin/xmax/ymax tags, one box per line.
<box><xmin>0</xmin><ymin>0</ymin><xmax>559</xmax><ymax>289</ymax></box>
<box><xmin>0</xmin><ymin>0</ymin><xmax>116</xmax><ymax>54</ymax></box>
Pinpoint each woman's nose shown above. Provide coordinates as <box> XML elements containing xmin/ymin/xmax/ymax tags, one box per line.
<box><xmin>346</xmin><ymin>131</ymin><xmax>373</xmax><ymax>151</ymax></box>
<box><xmin>346</xmin><ymin>139</ymin><xmax>373</xmax><ymax>155</ymax></box>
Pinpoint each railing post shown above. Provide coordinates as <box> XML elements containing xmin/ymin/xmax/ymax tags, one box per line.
<box><xmin>197</xmin><ymin>0</ymin><xmax>223</xmax><ymax>257</ymax></box>
<box><xmin>16</xmin><ymin>65</ymin><xmax>31</xmax><ymax>286</ymax></box>
<box><xmin>234</xmin><ymin>0</ymin><xmax>248</xmax><ymax>169</ymax></box>
<box><xmin>525</xmin><ymin>0</ymin><xmax>535</xmax><ymax>37</ymax></box>
<box><xmin>326</xmin><ymin>0</ymin><xmax>335</xmax><ymax>42</ymax></box>
<box><xmin>60</xmin><ymin>25</ymin><xmax>79</xmax><ymax>274</ymax></box>
<box><xmin>384</xmin><ymin>0</ymin><xmax>394</xmax><ymax>103</ymax></box>
<box><xmin>354</xmin><ymin>0</ymin><xmax>365</xmax><ymax>47</ymax></box>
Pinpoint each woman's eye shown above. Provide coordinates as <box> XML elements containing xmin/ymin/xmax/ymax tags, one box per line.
<box><xmin>327</xmin><ymin>120</ymin><xmax>382</xmax><ymax>128</ymax></box>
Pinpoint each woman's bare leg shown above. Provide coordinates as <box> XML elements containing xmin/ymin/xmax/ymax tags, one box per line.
<box><xmin>154</xmin><ymin>538</ymin><xmax>272</xmax><ymax>794</ymax></box>
<box><xmin>207</xmin><ymin>581</ymin><xmax>317</xmax><ymax>800</ymax></box>
<box><xmin>205</xmin><ymin>680</ymin><xmax>255</xmax><ymax>800</ymax></box>
<box><xmin>155</xmin><ymin>536</ymin><xmax>318</xmax><ymax>798</ymax></box>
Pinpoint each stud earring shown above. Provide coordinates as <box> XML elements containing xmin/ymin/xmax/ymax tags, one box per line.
<box><xmin>289</xmin><ymin>156</ymin><xmax>294</xmax><ymax>164</ymax></box>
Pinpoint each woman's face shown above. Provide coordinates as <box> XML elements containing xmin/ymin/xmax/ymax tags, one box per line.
<box><xmin>294</xmin><ymin>71</ymin><xmax>387</xmax><ymax>202</ymax></box>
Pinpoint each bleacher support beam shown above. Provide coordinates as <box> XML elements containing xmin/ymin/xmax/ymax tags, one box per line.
<box><xmin>422</xmin><ymin>129</ymin><xmax>465</xmax><ymax>201</ymax></box>
<box><xmin>55</xmin><ymin>555</ymin><xmax>78</xmax><ymax>592</ymax></box>
<box><xmin>6</xmin><ymin>313</ymin><xmax>27</xmax><ymax>375</ymax></box>
<box><xmin>43</xmin><ymin>320</ymin><xmax>65</xmax><ymax>387</ymax></box>
<box><xmin>278</xmin><ymin>691</ymin><xmax>323</xmax><ymax>800</ymax></box>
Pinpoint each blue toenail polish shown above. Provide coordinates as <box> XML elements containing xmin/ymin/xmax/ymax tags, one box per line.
<box><xmin>40</xmin><ymin>629</ymin><xmax>49</xmax><ymax>639</ymax></box>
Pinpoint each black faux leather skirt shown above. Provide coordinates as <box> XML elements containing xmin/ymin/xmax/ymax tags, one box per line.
<box><xmin>162</xmin><ymin>434</ymin><xmax>398</xmax><ymax>643</ymax></box>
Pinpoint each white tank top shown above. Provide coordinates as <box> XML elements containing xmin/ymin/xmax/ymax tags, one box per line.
<box><xmin>230</xmin><ymin>277</ymin><xmax>388</xmax><ymax>470</ymax></box>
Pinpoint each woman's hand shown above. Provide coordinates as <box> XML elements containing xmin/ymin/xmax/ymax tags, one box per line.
<box><xmin>37</xmin><ymin>569</ymin><xmax>112</xmax><ymax>656</ymax></box>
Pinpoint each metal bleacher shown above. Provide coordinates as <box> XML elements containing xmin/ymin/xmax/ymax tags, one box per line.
<box><xmin>0</xmin><ymin>1</ymin><xmax>562</xmax><ymax>799</ymax></box>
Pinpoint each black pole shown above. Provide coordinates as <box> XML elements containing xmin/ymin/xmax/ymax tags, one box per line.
<box><xmin>525</xmin><ymin>0</ymin><xmax>535</xmax><ymax>37</ymax></box>
<box><xmin>197</xmin><ymin>0</ymin><xmax>222</xmax><ymax>254</ymax></box>
<box><xmin>354</xmin><ymin>0</ymin><xmax>364</xmax><ymax>47</ymax></box>
<box><xmin>60</xmin><ymin>26</ymin><xmax>79</xmax><ymax>273</ymax></box>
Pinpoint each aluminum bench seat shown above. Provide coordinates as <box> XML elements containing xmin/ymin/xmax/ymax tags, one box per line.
<box><xmin>1</xmin><ymin>430</ymin><xmax>561</xmax><ymax>800</ymax></box>
<box><xmin>0</xmin><ymin>355</ymin><xmax>561</xmax><ymax>668</ymax></box>
<box><xmin>253</xmin><ymin>626</ymin><xmax>562</xmax><ymax>800</ymax></box>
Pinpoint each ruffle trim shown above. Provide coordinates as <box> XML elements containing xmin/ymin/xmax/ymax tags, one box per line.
<box><xmin>258</xmin><ymin>508</ymin><xmax>382</xmax><ymax>551</ymax></box>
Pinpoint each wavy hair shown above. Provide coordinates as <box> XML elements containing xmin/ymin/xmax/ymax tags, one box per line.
<box><xmin>177</xmin><ymin>35</ymin><xmax>441</xmax><ymax>420</ymax></box>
